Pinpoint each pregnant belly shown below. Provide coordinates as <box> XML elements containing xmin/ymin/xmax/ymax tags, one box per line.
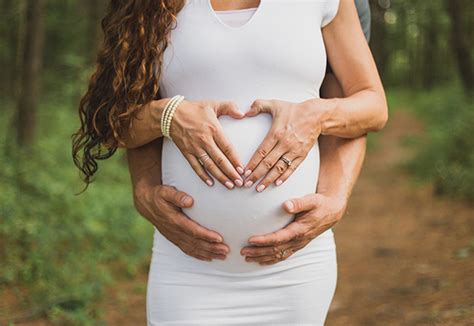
<box><xmin>162</xmin><ymin>113</ymin><xmax>320</xmax><ymax>272</ymax></box>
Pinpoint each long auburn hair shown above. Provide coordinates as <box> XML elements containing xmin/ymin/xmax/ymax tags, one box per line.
<box><xmin>72</xmin><ymin>0</ymin><xmax>185</xmax><ymax>188</ymax></box>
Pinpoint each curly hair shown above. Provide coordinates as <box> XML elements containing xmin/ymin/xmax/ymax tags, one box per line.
<box><xmin>72</xmin><ymin>0</ymin><xmax>185</xmax><ymax>189</ymax></box>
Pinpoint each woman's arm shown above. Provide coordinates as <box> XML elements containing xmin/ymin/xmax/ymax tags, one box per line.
<box><xmin>317</xmin><ymin>0</ymin><xmax>388</xmax><ymax>136</ymax></box>
<box><xmin>120</xmin><ymin>98</ymin><xmax>246</xmax><ymax>189</ymax></box>
<box><xmin>118</xmin><ymin>99</ymin><xmax>169</xmax><ymax>149</ymax></box>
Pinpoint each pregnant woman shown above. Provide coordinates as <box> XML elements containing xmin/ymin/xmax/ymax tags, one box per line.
<box><xmin>72</xmin><ymin>0</ymin><xmax>387</xmax><ymax>324</ymax></box>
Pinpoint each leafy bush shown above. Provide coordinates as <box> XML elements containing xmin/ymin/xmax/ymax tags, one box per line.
<box><xmin>399</xmin><ymin>86</ymin><xmax>474</xmax><ymax>200</ymax></box>
<box><xmin>0</xmin><ymin>102</ymin><xmax>153</xmax><ymax>324</ymax></box>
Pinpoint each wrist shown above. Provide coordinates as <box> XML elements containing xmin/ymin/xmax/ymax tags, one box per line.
<box><xmin>316</xmin><ymin>182</ymin><xmax>350</xmax><ymax>204</ymax></box>
<box><xmin>301</xmin><ymin>98</ymin><xmax>339</xmax><ymax>135</ymax></box>
<box><xmin>161</xmin><ymin>95</ymin><xmax>185</xmax><ymax>139</ymax></box>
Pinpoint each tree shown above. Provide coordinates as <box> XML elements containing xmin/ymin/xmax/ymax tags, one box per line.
<box><xmin>446</xmin><ymin>0</ymin><xmax>474</xmax><ymax>94</ymax></box>
<box><xmin>15</xmin><ymin>0</ymin><xmax>45</xmax><ymax>146</ymax></box>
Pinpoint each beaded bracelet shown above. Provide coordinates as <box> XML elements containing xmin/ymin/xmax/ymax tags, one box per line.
<box><xmin>160</xmin><ymin>95</ymin><xmax>180</xmax><ymax>137</ymax></box>
<box><xmin>161</xmin><ymin>95</ymin><xmax>184</xmax><ymax>139</ymax></box>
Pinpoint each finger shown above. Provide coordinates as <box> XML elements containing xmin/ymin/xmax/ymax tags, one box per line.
<box><xmin>203</xmin><ymin>142</ymin><xmax>242</xmax><ymax>188</ymax></box>
<box><xmin>274</xmin><ymin>156</ymin><xmax>304</xmax><ymax>187</ymax></box>
<box><xmin>259</xmin><ymin>240</ymin><xmax>310</xmax><ymax>265</ymax></box>
<box><xmin>213</xmin><ymin>126</ymin><xmax>245</xmax><ymax>177</ymax></box>
<box><xmin>185</xmin><ymin>153</ymin><xmax>214</xmax><ymax>187</ymax></box>
<box><xmin>256</xmin><ymin>241</ymin><xmax>310</xmax><ymax>265</ymax></box>
<box><xmin>282</xmin><ymin>193</ymin><xmax>321</xmax><ymax>214</ymax></box>
<box><xmin>216</xmin><ymin>101</ymin><xmax>245</xmax><ymax>119</ymax></box>
<box><xmin>173</xmin><ymin>211</ymin><xmax>226</xmax><ymax>243</ymax></box>
<box><xmin>248</xmin><ymin>221</ymin><xmax>307</xmax><ymax>246</ymax></box>
<box><xmin>194</xmin><ymin>238</ymin><xmax>230</xmax><ymax>255</ymax></box>
<box><xmin>241</xmin><ymin>245</ymin><xmax>279</xmax><ymax>258</ymax></box>
<box><xmin>256</xmin><ymin>152</ymin><xmax>299</xmax><ymax>191</ymax></box>
<box><xmin>182</xmin><ymin>244</ymin><xmax>225</xmax><ymax>261</ymax></box>
<box><xmin>241</xmin><ymin>238</ymin><xmax>304</xmax><ymax>258</ymax></box>
<box><xmin>245</xmin><ymin>143</ymin><xmax>288</xmax><ymax>192</ymax></box>
<box><xmin>244</xmin><ymin>99</ymin><xmax>274</xmax><ymax>117</ymax></box>
<box><xmin>158</xmin><ymin>185</ymin><xmax>194</xmax><ymax>208</ymax></box>
<box><xmin>243</xmin><ymin>132</ymin><xmax>279</xmax><ymax>184</ymax></box>
<box><xmin>245</xmin><ymin>254</ymin><xmax>275</xmax><ymax>264</ymax></box>
<box><xmin>187</xmin><ymin>244</ymin><xmax>228</xmax><ymax>261</ymax></box>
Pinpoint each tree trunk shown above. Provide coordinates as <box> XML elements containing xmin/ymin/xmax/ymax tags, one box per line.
<box><xmin>84</xmin><ymin>0</ymin><xmax>104</xmax><ymax>65</ymax></box>
<box><xmin>422</xmin><ymin>6</ymin><xmax>438</xmax><ymax>89</ymax></box>
<box><xmin>446</xmin><ymin>0</ymin><xmax>474</xmax><ymax>94</ymax></box>
<box><xmin>369</xmin><ymin>0</ymin><xmax>390</xmax><ymax>84</ymax></box>
<box><xmin>15</xmin><ymin>0</ymin><xmax>45</xmax><ymax>146</ymax></box>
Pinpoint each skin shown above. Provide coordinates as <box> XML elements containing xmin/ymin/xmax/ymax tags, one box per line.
<box><xmin>126</xmin><ymin>0</ymin><xmax>386</xmax><ymax>263</ymax></box>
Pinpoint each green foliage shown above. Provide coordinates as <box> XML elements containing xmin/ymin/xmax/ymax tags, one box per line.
<box><xmin>0</xmin><ymin>102</ymin><xmax>153</xmax><ymax>324</ymax></box>
<box><xmin>398</xmin><ymin>86</ymin><xmax>474</xmax><ymax>200</ymax></box>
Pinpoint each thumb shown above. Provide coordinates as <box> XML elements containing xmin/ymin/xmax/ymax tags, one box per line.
<box><xmin>282</xmin><ymin>194</ymin><xmax>320</xmax><ymax>214</ymax></box>
<box><xmin>245</xmin><ymin>99</ymin><xmax>273</xmax><ymax>117</ymax></box>
<box><xmin>216</xmin><ymin>101</ymin><xmax>244</xmax><ymax>119</ymax></box>
<box><xmin>160</xmin><ymin>186</ymin><xmax>194</xmax><ymax>208</ymax></box>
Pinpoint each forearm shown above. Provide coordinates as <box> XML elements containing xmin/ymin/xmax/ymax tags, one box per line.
<box><xmin>305</xmin><ymin>74</ymin><xmax>387</xmax><ymax>139</ymax></box>
<box><xmin>317</xmin><ymin>135</ymin><xmax>366</xmax><ymax>200</ymax></box>
<box><xmin>126</xmin><ymin>138</ymin><xmax>163</xmax><ymax>196</ymax></box>
<box><xmin>118</xmin><ymin>98</ymin><xmax>170</xmax><ymax>149</ymax></box>
<box><xmin>317</xmin><ymin>73</ymin><xmax>367</xmax><ymax>200</ymax></box>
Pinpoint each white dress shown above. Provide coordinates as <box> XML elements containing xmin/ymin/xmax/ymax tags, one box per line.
<box><xmin>148</xmin><ymin>0</ymin><xmax>340</xmax><ymax>324</ymax></box>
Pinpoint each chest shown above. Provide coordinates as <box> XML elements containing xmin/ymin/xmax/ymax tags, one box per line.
<box><xmin>159</xmin><ymin>0</ymin><xmax>328</xmax><ymax>98</ymax></box>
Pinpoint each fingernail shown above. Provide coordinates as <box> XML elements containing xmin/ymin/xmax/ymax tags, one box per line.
<box><xmin>244</xmin><ymin>180</ymin><xmax>253</xmax><ymax>188</ymax></box>
<box><xmin>234</xmin><ymin>179</ymin><xmax>243</xmax><ymax>187</ymax></box>
<box><xmin>244</xmin><ymin>169</ymin><xmax>252</xmax><ymax>177</ymax></box>
<box><xmin>275</xmin><ymin>179</ymin><xmax>283</xmax><ymax>186</ymax></box>
<box><xmin>181</xmin><ymin>196</ymin><xmax>191</xmax><ymax>206</ymax></box>
<box><xmin>256</xmin><ymin>184</ymin><xmax>265</xmax><ymax>192</ymax></box>
<box><xmin>225</xmin><ymin>181</ymin><xmax>234</xmax><ymax>189</ymax></box>
<box><xmin>206</xmin><ymin>179</ymin><xmax>213</xmax><ymax>187</ymax></box>
<box><xmin>285</xmin><ymin>200</ymin><xmax>294</xmax><ymax>212</ymax></box>
<box><xmin>215</xmin><ymin>236</ymin><xmax>223</xmax><ymax>243</ymax></box>
<box><xmin>236</xmin><ymin>166</ymin><xmax>244</xmax><ymax>174</ymax></box>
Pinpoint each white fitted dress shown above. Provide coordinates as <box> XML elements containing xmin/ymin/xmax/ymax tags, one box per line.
<box><xmin>148</xmin><ymin>0</ymin><xmax>340</xmax><ymax>324</ymax></box>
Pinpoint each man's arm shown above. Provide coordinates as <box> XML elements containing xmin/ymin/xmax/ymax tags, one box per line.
<box><xmin>127</xmin><ymin>143</ymin><xmax>230</xmax><ymax>261</ymax></box>
<box><xmin>318</xmin><ymin>73</ymin><xmax>367</xmax><ymax>202</ymax></box>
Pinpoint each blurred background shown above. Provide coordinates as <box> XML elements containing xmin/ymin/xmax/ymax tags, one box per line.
<box><xmin>0</xmin><ymin>0</ymin><xmax>472</xmax><ymax>325</ymax></box>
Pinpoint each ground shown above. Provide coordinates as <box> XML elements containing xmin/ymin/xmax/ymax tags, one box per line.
<box><xmin>7</xmin><ymin>109</ymin><xmax>474</xmax><ymax>325</ymax></box>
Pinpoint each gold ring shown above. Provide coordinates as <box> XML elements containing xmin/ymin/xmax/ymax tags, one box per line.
<box><xmin>279</xmin><ymin>248</ymin><xmax>288</xmax><ymax>258</ymax></box>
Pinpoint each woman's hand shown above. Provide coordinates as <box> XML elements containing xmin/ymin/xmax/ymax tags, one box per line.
<box><xmin>240</xmin><ymin>192</ymin><xmax>347</xmax><ymax>265</ymax></box>
<box><xmin>242</xmin><ymin>98</ymin><xmax>329</xmax><ymax>192</ymax></box>
<box><xmin>170</xmin><ymin>100</ymin><xmax>245</xmax><ymax>189</ymax></box>
<box><xmin>133</xmin><ymin>183</ymin><xmax>230</xmax><ymax>261</ymax></box>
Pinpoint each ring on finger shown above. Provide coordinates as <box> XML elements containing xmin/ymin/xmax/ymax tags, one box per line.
<box><xmin>279</xmin><ymin>155</ymin><xmax>292</xmax><ymax>167</ymax></box>
<box><xmin>279</xmin><ymin>247</ymin><xmax>289</xmax><ymax>259</ymax></box>
<box><xmin>197</xmin><ymin>153</ymin><xmax>210</xmax><ymax>165</ymax></box>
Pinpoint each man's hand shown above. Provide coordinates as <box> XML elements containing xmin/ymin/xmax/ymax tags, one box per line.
<box><xmin>240</xmin><ymin>193</ymin><xmax>347</xmax><ymax>265</ymax></box>
<box><xmin>134</xmin><ymin>183</ymin><xmax>230</xmax><ymax>261</ymax></box>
